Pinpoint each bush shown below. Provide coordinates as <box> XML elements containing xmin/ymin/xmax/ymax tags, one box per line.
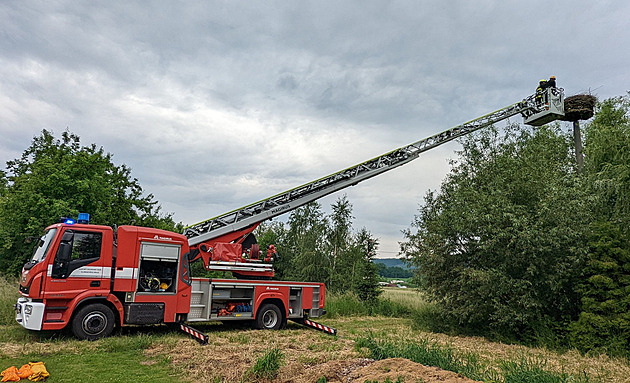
<box><xmin>400</xmin><ymin>126</ymin><xmax>589</xmax><ymax>341</ymax></box>
<box><xmin>325</xmin><ymin>292</ymin><xmax>370</xmax><ymax>317</ymax></box>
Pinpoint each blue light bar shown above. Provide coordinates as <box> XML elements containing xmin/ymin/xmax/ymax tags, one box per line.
<box><xmin>63</xmin><ymin>218</ymin><xmax>76</xmax><ymax>225</ymax></box>
<box><xmin>78</xmin><ymin>213</ymin><xmax>90</xmax><ymax>224</ymax></box>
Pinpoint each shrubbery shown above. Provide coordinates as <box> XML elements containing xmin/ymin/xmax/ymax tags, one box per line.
<box><xmin>402</xmin><ymin>95</ymin><xmax>630</xmax><ymax>357</ymax></box>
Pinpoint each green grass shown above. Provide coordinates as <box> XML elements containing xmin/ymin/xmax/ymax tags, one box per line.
<box><xmin>0</xmin><ymin>275</ymin><xmax>20</xmax><ymax>326</ymax></box>
<box><xmin>324</xmin><ymin>292</ymin><xmax>413</xmax><ymax>318</ymax></box>
<box><xmin>245</xmin><ymin>347</ymin><xmax>284</xmax><ymax>381</ymax></box>
<box><xmin>0</xmin><ymin>334</ymin><xmax>180</xmax><ymax>383</ymax></box>
<box><xmin>355</xmin><ymin>335</ymin><xmax>597</xmax><ymax>383</ymax></box>
<box><xmin>500</xmin><ymin>359</ymin><xmax>595</xmax><ymax>383</ymax></box>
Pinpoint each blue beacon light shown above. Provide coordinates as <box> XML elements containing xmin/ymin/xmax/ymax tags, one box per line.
<box><xmin>78</xmin><ymin>213</ymin><xmax>90</xmax><ymax>224</ymax></box>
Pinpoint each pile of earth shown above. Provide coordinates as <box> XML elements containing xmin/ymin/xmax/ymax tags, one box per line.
<box><xmin>561</xmin><ymin>94</ymin><xmax>597</xmax><ymax>121</ymax></box>
<box><xmin>294</xmin><ymin>357</ymin><xmax>482</xmax><ymax>383</ymax></box>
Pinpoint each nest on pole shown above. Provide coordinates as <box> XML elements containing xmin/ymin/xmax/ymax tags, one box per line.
<box><xmin>561</xmin><ymin>94</ymin><xmax>597</xmax><ymax>122</ymax></box>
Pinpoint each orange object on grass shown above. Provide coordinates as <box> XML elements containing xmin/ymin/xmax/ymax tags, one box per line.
<box><xmin>1</xmin><ymin>366</ymin><xmax>20</xmax><ymax>382</ymax></box>
<box><xmin>17</xmin><ymin>365</ymin><xmax>33</xmax><ymax>379</ymax></box>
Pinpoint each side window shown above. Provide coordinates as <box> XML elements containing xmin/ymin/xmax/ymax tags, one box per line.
<box><xmin>52</xmin><ymin>231</ymin><xmax>103</xmax><ymax>279</ymax></box>
<box><xmin>71</xmin><ymin>232</ymin><xmax>102</xmax><ymax>261</ymax></box>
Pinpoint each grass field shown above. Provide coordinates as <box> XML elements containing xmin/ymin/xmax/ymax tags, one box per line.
<box><xmin>2</xmin><ymin>279</ymin><xmax>629</xmax><ymax>382</ymax></box>
<box><xmin>380</xmin><ymin>287</ymin><xmax>429</xmax><ymax>312</ymax></box>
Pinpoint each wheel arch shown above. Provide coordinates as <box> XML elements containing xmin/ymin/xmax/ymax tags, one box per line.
<box><xmin>69</xmin><ymin>296</ymin><xmax>122</xmax><ymax>330</ymax></box>
<box><xmin>256</xmin><ymin>297</ymin><xmax>286</xmax><ymax>318</ymax></box>
<box><xmin>255</xmin><ymin>298</ymin><xmax>287</xmax><ymax>329</ymax></box>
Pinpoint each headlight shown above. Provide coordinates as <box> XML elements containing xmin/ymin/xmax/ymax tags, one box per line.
<box><xmin>24</xmin><ymin>305</ymin><xmax>32</xmax><ymax>315</ymax></box>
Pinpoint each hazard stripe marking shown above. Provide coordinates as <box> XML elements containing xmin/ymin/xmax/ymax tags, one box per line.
<box><xmin>302</xmin><ymin>319</ymin><xmax>337</xmax><ymax>335</ymax></box>
<box><xmin>179</xmin><ymin>323</ymin><xmax>209</xmax><ymax>344</ymax></box>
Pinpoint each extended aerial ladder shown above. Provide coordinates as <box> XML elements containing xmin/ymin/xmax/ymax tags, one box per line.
<box><xmin>184</xmin><ymin>87</ymin><xmax>565</xmax><ymax>276</ymax></box>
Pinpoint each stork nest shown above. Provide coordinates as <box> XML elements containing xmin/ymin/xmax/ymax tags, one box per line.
<box><xmin>561</xmin><ymin>94</ymin><xmax>597</xmax><ymax>121</ymax></box>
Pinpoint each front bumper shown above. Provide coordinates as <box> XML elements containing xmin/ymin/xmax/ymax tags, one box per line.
<box><xmin>15</xmin><ymin>297</ymin><xmax>45</xmax><ymax>331</ymax></box>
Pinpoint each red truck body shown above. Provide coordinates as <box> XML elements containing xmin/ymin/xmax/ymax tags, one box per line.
<box><xmin>16</xmin><ymin>222</ymin><xmax>326</xmax><ymax>340</ymax></box>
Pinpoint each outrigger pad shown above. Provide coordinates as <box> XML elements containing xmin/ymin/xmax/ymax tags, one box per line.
<box><xmin>178</xmin><ymin>322</ymin><xmax>209</xmax><ymax>345</ymax></box>
<box><xmin>294</xmin><ymin>318</ymin><xmax>337</xmax><ymax>336</ymax></box>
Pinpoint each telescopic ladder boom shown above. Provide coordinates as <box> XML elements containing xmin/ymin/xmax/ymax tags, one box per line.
<box><xmin>184</xmin><ymin>88</ymin><xmax>564</xmax><ymax>246</ymax></box>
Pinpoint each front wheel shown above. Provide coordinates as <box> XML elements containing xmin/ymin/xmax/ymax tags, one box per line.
<box><xmin>71</xmin><ymin>303</ymin><xmax>115</xmax><ymax>340</ymax></box>
<box><xmin>255</xmin><ymin>303</ymin><xmax>283</xmax><ymax>330</ymax></box>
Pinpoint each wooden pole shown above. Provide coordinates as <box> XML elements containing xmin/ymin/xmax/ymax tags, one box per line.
<box><xmin>573</xmin><ymin>120</ymin><xmax>584</xmax><ymax>173</ymax></box>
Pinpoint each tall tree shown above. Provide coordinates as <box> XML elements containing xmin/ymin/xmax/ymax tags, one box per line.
<box><xmin>0</xmin><ymin>129</ymin><xmax>180</xmax><ymax>274</ymax></box>
<box><xmin>352</xmin><ymin>228</ymin><xmax>382</xmax><ymax>302</ymax></box>
<box><xmin>282</xmin><ymin>202</ymin><xmax>329</xmax><ymax>283</ymax></box>
<box><xmin>401</xmin><ymin>124</ymin><xmax>589</xmax><ymax>338</ymax></box>
<box><xmin>570</xmin><ymin>95</ymin><xmax>630</xmax><ymax>356</ymax></box>
<box><xmin>326</xmin><ymin>195</ymin><xmax>357</xmax><ymax>291</ymax></box>
<box><xmin>584</xmin><ymin>95</ymin><xmax>630</xmax><ymax>223</ymax></box>
<box><xmin>275</xmin><ymin>197</ymin><xmax>382</xmax><ymax>299</ymax></box>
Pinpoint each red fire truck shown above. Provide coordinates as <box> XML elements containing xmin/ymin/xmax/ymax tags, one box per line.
<box><xmin>15</xmin><ymin>87</ymin><xmax>565</xmax><ymax>342</ymax></box>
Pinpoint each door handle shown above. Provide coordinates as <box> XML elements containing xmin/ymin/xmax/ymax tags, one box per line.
<box><xmin>90</xmin><ymin>280</ymin><xmax>101</xmax><ymax>287</ymax></box>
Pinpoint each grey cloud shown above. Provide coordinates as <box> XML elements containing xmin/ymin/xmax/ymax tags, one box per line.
<box><xmin>1</xmin><ymin>0</ymin><xmax>629</xmax><ymax>256</ymax></box>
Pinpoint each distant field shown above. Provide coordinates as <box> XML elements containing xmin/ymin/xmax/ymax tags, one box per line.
<box><xmin>2</xmin><ymin>277</ymin><xmax>627</xmax><ymax>382</ymax></box>
<box><xmin>380</xmin><ymin>287</ymin><xmax>428</xmax><ymax>312</ymax></box>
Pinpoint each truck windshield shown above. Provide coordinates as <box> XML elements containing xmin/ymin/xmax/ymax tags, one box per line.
<box><xmin>30</xmin><ymin>228</ymin><xmax>58</xmax><ymax>264</ymax></box>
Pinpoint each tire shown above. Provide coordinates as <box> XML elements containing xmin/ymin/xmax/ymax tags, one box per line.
<box><xmin>255</xmin><ymin>303</ymin><xmax>283</xmax><ymax>330</ymax></box>
<box><xmin>71</xmin><ymin>303</ymin><xmax>115</xmax><ymax>340</ymax></box>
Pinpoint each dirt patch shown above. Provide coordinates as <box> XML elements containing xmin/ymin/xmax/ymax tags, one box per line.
<box><xmin>146</xmin><ymin>325</ymin><xmax>483</xmax><ymax>383</ymax></box>
<box><xmin>344</xmin><ymin>358</ymin><xmax>480</xmax><ymax>383</ymax></box>
<box><xmin>562</xmin><ymin>94</ymin><xmax>597</xmax><ymax>121</ymax></box>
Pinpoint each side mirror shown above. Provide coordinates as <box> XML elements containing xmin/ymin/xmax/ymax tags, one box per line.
<box><xmin>57</xmin><ymin>242</ymin><xmax>72</xmax><ymax>263</ymax></box>
<box><xmin>61</xmin><ymin>231</ymin><xmax>74</xmax><ymax>242</ymax></box>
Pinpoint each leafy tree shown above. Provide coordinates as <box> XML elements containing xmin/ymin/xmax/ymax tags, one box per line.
<box><xmin>401</xmin><ymin>124</ymin><xmax>589</xmax><ymax>338</ymax></box>
<box><xmin>570</xmin><ymin>95</ymin><xmax>630</xmax><ymax>356</ymax></box>
<box><xmin>352</xmin><ymin>228</ymin><xmax>382</xmax><ymax>302</ymax></box>
<box><xmin>0</xmin><ymin>129</ymin><xmax>180</xmax><ymax>274</ymax></box>
<box><xmin>584</xmin><ymin>95</ymin><xmax>630</xmax><ymax>223</ymax></box>
<box><xmin>282</xmin><ymin>202</ymin><xmax>329</xmax><ymax>283</ymax></box>
<box><xmin>326</xmin><ymin>195</ymin><xmax>360</xmax><ymax>292</ymax></box>
<box><xmin>274</xmin><ymin>197</ymin><xmax>382</xmax><ymax>299</ymax></box>
<box><xmin>254</xmin><ymin>220</ymin><xmax>287</xmax><ymax>277</ymax></box>
<box><xmin>569</xmin><ymin>222</ymin><xmax>630</xmax><ymax>356</ymax></box>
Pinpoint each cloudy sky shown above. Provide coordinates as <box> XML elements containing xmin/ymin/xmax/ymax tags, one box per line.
<box><xmin>1</xmin><ymin>1</ymin><xmax>628</xmax><ymax>257</ymax></box>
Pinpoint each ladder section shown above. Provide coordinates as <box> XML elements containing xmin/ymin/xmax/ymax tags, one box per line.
<box><xmin>184</xmin><ymin>92</ymin><xmax>551</xmax><ymax>246</ymax></box>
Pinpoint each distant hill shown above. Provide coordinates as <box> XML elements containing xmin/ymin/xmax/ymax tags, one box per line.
<box><xmin>373</xmin><ymin>258</ymin><xmax>410</xmax><ymax>269</ymax></box>
<box><xmin>373</xmin><ymin>258</ymin><xmax>414</xmax><ymax>279</ymax></box>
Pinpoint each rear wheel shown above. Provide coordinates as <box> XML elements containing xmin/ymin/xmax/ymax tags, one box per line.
<box><xmin>71</xmin><ymin>303</ymin><xmax>115</xmax><ymax>340</ymax></box>
<box><xmin>255</xmin><ymin>303</ymin><xmax>283</xmax><ymax>330</ymax></box>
